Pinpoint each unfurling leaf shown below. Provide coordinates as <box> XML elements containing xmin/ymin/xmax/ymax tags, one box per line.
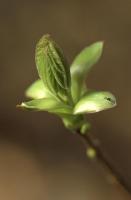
<box><xmin>26</xmin><ymin>79</ymin><xmax>50</xmax><ymax>99</ymax></box>
<box><xmin>19</xmin><ymin>98</ymin><xmax>73</xmax><ymax>115</ymax></box>
<box><xmin>74</xmin><ymin>91</ymin><xmax>116</xmax><ymax>114</ymax></box>
<box><xmin>35</xmin><ymin>34</ymin><xmax>71</xmax><ymax>101</ymax></box>
<box><xmin>71</xmin><ymin>41</ymin><xmax>103</xmax><ymax>102</ymax></box>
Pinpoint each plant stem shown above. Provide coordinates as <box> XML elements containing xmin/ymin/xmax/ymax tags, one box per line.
<box><xmin>75</xmin><ymin>129</ymin><xmax>131</xmax><ymax>194</ymax></box>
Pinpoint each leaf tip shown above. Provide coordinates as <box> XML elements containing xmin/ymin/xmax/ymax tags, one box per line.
<box><xmin>96</xmin><ymin>40</ymin><xmax>104</xmax><ymax>51</ymax></box>
<box><xmin>16</xmin><ymin>103</ymin><xmax>26</xmax><ymax>110</ymax></box>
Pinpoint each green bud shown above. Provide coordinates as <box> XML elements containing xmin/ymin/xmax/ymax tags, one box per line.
<box><xmin>86</xmin><ymin>148</ymin><xmax>96</xmax><ymax>159</ymax></box>
<box><xmin>80</xmin><ymin>121</ymin><xmax>91</xmax><ymax>134</ymax></box>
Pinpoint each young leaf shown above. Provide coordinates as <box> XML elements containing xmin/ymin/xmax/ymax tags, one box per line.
<box><xmin>35</xmin><ymin>34</ymin><xmax>71</xmax><ymax>101</ymax></box>
<box><xmin>19</xmin><ymin>98</ymin><xmax>73</xmax><ymax>115</ymax></box>
<box><xmin>74</xmin><ymin>91</ymin><xmax>116</xmax><ymax>114</ymax></box>
<box><xmin>71</xmin><ymin>41</ymin><xmax>103</xmax><ymax>102</ymax></box>
<box><xmin>26</xmin><ymin>79</ymin><xmax>50</xmax><ymax>99</ymax></box>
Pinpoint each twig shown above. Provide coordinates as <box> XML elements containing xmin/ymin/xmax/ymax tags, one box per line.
<box><xmin>75</xmin><ymin>129</ymin><xmax>131</xmax><ymax>194</ymax></box>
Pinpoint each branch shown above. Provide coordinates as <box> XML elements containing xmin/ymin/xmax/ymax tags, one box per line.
<box><xmin>75</xmin><ymin>129</ymin><xmax>131</xmax><ymax>194</ymax></box>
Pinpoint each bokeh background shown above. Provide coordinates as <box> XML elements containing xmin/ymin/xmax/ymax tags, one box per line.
<box><xmin>0</xmin><ymin>0</ymin><xmax>131</xmax><ymax>199</ymax></box>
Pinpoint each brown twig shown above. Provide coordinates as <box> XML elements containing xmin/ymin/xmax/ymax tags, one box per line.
<box><xmin>75</xmin><ymin>129</ymin><xmax>131</xmax><ymax>194</ymax></box>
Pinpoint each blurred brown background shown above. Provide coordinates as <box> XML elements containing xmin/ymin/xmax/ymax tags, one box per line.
<box><xmin>0</xmin><ymin>0</ymin><xmax>131</xmax><ymax>199</ymax></box>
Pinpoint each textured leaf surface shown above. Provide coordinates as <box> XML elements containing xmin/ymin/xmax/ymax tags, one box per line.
<box><xmin>35</xmin><ymin>34</ymin><xmax>71</xmax><ymax>100</ymax></box>
<box><xmin>74</xmin><ymin>91</ymin><xmax>116</xmax><ymax>114</ymax></box>
<box><xmin>26</xmin><ymin>79</ymin><xmax>50</xmax><ymax>99</ymax></box>
<box><xmin>71</xmin><ymin>42</ymin><xmax>103</xmax><ymax>102</ymax></box>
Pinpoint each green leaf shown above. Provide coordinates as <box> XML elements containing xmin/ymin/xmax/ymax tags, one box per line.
<box><xmin>71</xmin><ymin>41</ymin><xmax>104</xmax><ymax>102</ymax></box>
<box><xmin>19</xmin><ymin>98</ymin><xmax>73</xmax><ymax>115</ymax></box>
<box><xmin>25</xmin><ymin>79</ymin><xmax>50</xmax><ymax>99</ymax></box>
<box><xmin>35</xmin><ymin>34</ymin><xmax>71</xmax><ymax>101</ymax></box>
<box><xmin>71</xmin><ymin>41</ymin><xmax>103</xmax><ymax>74</ymax></box>
<box><xmin>74</xmin><ymin>91</ymin><xmax>116</xmax><ymax>114</ymax></box>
